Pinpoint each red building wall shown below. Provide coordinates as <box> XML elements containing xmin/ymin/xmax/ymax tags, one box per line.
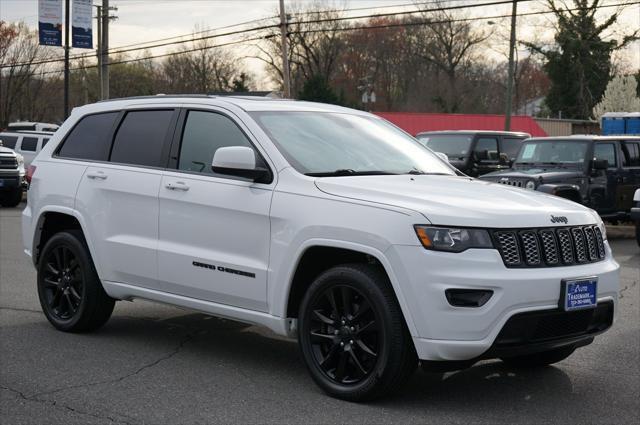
<box><xmin>375</xmin><ymin>112</ymin><xmax>547</xmax><ymax>137</ymax></box>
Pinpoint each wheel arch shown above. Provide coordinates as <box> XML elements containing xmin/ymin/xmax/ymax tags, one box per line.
<box><xmin>281</xmin><ymin>240</ymin><xmax>418</xmax><ymax>338</ymax></box>
<box><xmin>31</xmin><ymin>207</ymin><xmax>98</xmax><ymax>274</ymax></box>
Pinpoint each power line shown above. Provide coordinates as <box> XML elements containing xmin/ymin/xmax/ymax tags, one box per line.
<box><xmin>3</xmin><ymin>0</ymin><xmax>638</xmax><ymax>71</ymax></box>
<box><xmin>1</xmin><ymin>0</ymin><xmax>531</xmax><ymax>69</ymax></box>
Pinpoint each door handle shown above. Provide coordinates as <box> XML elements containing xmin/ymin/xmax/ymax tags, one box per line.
<box><xmin>86</xmin><ymin>171</ymin><xmax>107</xmax><ymax>180</ymax></box>
<box><xmin>165</xmin><ymin>181</ymin><xmax>190</xmax><ymax>191</ymax></box>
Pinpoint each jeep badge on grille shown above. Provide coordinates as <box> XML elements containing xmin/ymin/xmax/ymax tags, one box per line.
<box><xmin>550</xmin><ymin>215</ymin><xmax>568</xmax><ymax>224</ymax></box>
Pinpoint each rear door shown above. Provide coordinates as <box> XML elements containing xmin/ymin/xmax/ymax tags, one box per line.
<box><xmin>157</xmin><ymin>108</ymin><xmax>274</xmax><ymax>312</ymax></box>
<box><xmin>75</xmin><ymin>108</ymin><xmax>178</xmax><ymax>288</ymax></box>
<box><xmin>619</xmin><ymin>140</ymin><xmax>640</xmax><ymax>212</ymax></box>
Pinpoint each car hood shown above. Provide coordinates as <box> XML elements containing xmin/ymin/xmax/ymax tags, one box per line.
<box><xmin>314</xmin><ymin>175</ymin><xmax>597</xmax><ymax>228</ymax></box>
<box><xmin>0</xmin><ymin>147</ymin><xmax>17</xmax><ymax>156</ymax></box>
<box><xmin>481</xmin><ymin>167</ymin><xmax>583</xmax><ymax>181</ymax></box>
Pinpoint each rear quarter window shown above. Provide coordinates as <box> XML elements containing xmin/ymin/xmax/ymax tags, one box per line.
<box><xmin>20</xmin><ymin>137</ymin><xmax>38</xmax><ymax>151</ymax></box>
<box><xmin>58</xmin><ymin>112</ymin><xmax>120</xmax><ymax>161</ymax></box>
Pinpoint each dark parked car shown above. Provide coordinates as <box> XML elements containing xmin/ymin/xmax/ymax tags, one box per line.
<box><xmin>480</xmin><ymin>136</ymin><xmax>640</xmax><ymax>222</ymax></box>
<box><xmin>416</xmin><ymin>130</ymin><xmax>530</xmax><ymax>177</ymax></box>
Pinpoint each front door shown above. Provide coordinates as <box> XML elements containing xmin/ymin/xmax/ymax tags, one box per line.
<box><xmin>591</xmin><ymin>142</ymin><xmax>618</xmax><ymax>213</ymax></box>
<box><xmin>158</xmin><ymin>109</ymin><xmax>273</xmax><ymax>312</ymax></box>
<box><xmin>474</xmin><ymin>136</ymin><xmax>501</xmax><ymax>175</ymax></box>
<box><xmin>619</xmin><ymin>140</ymin><xmax>640</xmax><ymax>212</ymax></box>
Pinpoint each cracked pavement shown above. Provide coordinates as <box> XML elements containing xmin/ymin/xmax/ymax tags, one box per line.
<box><xmin>1</xmin><ymin>203</ymin><xmax>639</xmax><ymax>424</ymax></box>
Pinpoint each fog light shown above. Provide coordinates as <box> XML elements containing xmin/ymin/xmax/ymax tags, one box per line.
<box><xmin>445</xmin><ymin>289</ymin><xmax>493</xmax><ymax>307</ymax></box>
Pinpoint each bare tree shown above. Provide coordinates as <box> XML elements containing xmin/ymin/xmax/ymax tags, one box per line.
<box><xmin>0</xmin><ymin>21</ymin><xmax>54</xmax><ymax>126</ymax></box>
<box><xmin>411</xmin><ymin>1</ymin><xmax>490</xmax><ymax>112</ymax></box>
<box><xmin>254</xmin><ymin>1</ymin><xmax>347</xmax><ymax>96</ymax></box>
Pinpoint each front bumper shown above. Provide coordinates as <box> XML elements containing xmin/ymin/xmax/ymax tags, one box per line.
<box><xmin>631</xmin><ymin>207</ymin><xmax>640</xmax><ymax>222</ymax></box>
<box><xmin>0</xmin><ymin>175</ymin><xmax>22</xmax><ymax>190</ymax></box>
<box><xmin>386</xmin><ymin>243</ymin><xmax>619</xmax><ymax>361</ymax></box>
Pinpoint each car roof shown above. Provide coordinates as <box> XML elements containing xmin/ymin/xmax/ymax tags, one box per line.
<box><xmin>0</xmin><ymin>131</ymin><xmax>54</xmax><ymax>136</ymax></box>
<box><xmin>81</xmin><ymin>95</ymin><xmax>368</xmax><ymax>115</ymax></box>
<box><xmin>415</xmin><ymin>130</ymin><xmax>530</xmax><ymax>137</ymax></box>
<box><xmin>526</xmin><ymin>135</ymin><xmax>640</xmax><ymax>142</ymax></box>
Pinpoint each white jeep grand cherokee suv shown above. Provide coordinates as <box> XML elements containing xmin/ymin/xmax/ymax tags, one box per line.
<box><xmin>23</xmin><ymin>96</ymin><xmax>619</xmax><ymax>401</ymax></box>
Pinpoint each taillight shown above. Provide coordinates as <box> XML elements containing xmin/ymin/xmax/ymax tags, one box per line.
<box><xmin>26</xmin><ymin>165</ymin><xmax>37</xmax><ymax>185</ymax></box>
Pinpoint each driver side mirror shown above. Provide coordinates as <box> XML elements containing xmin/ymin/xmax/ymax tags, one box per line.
<box><xmin>591</xmin><ymin>159</ymin><xmax>608</xmax><ymax>170</ymax></box>
<box><xmin>212</xmin><ymin>146</ymin><xmax>271</xmax><ymax>183</ymax></box>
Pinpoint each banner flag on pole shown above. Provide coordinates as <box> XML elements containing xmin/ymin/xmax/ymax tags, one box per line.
<box><xmin>72</xmin><ymin>0</ymin><xmax>93</xmax><ymax>49</ymax></box>
<box><xmin>38</xmin><ymin>0</ymin><xmax>63</xmax><ymax>46</ymax></box>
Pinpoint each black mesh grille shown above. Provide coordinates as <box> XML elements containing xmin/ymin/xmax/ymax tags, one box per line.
<box><xmin>495</xmin><ymin>232</ymin><xmax>521</xmax><ymax>265</ymax></box>
<box><xmin>493</xmin><ymin>225</ymin><xmax>605</xmax><ymax>268</ymax></box>
<box><xmin>520</xmin><ymin>231</ymin><xmax>541</xmax><ymax>265</ymax></box>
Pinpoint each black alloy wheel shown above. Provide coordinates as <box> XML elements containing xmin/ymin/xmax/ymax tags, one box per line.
<box><xmin>41</xmin><ymin>245</ymin><xmax>84</xmax><ymax>320</ymax></box>
<box><xmin>37</xmin><ymin>230</ymin><xmax>115</xmax><ymax>332</ymax></box>
<box><xmin>307</xmin><ymin>284</ymin><xmax>380</xmax><ymax>385</ymax></box>
<box><xmin>298</xmin><ymin>264</ymin><xmax>417</xmax><ymax>401</ymax></box>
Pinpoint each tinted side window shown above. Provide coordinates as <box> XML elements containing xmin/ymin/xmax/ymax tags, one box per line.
<box><xmin>475</xmin><ymin>137</ymin><xmax>499</xmax><ymax>161</ymax></box>
<box><xmin>42</xmin><ymin>138</ymin><xmax>50</xmax><ymax>147</ymax></box>
<box><xmin>501</xmin><ymin>138</ymin><xmax>524</xmax><ymax>160</ymax></box>
<box><xmin>594</xmin><ymin>143</ymin><xmax>616</xmax><ymax>167</ymax></box>
<box><xmin>621</xmin><ymin>142</ymin><xmax>640</xmax><ymax>167</ymax></box>
<box><xmin>178</xmin><ymin>111</ymin><xmax>253</xmax><ymax>175</ymax></box>
<box><xmin>58</xmin><ymin>112</ymin><xmax>119</xmax><ymax>161</ymax></box>
<box><xmin>20</xmin><ymin>137</ymin><xmax>38</xmax><ymax>151</ymax></box>
<box><xmin>0</xmin><ymin>135</ymin><xmax>18</xmax><ymax>149</ymax></box>
<box><xmin>110</xmin><ymin>110</ymin><xmax>174</xmax><ymax>167</ymax></box>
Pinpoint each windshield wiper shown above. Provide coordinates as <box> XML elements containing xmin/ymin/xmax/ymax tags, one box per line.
<box><xmin>305</xmin><ymin>169</ymin><xmax>398</xmax><ymax>177</ymax></box>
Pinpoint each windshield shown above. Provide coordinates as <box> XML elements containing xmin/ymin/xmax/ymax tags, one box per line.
<box><xmin>250</xmin><ymin>112</ymin><xmax>455</xmax><ymax>176</ymax></box>
<box><xmin>417</xmin><ymin>135</ymin><xmax>473</xmax><ymax>159</ymax></box>
<box><xmin>515</xmin><ymin>140</ymin><xmax>589</xmax><ymax>165</ymax></box>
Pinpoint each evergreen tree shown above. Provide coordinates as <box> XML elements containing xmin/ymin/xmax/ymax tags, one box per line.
<box><xmin>298</xmin><ymin>75</ymin><xmax>343</xmax><ymax>105</ymax></box>
<box><xmin>526</xmin><ymin>0</ymin><xmax>638</xmax><ymax>119</ymax></box>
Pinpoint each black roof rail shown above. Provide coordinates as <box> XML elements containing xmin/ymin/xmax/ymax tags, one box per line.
<box><xmin>96</xmin><ymin>94</ymin><xmax>216</xmax><ymax>103</ymax></box>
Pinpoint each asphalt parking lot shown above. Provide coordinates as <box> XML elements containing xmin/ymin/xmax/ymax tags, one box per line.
<box><xmin>1</xmin><ymin>202</ymin><xmax>638</xmax><ymax>425</ymax></box>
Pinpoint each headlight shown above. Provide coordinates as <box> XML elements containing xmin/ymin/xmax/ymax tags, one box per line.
<box><xmin>414</xmin><ymin>225</ymin><xmax>494</xmax><ymax>252</ymax></box>
<box><xmin>525</xmin><ymin>180</ymin><xmax>536</xmax><ymax>190</ymax></box>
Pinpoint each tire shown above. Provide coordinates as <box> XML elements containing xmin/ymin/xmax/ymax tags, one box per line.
<box><xmin>501</xmin><ymin>346</ymin><xmax>575</xmax><ymax>368</ymax></box>
<box><xmin>37</xmin><ymin>230</ymin><xmax>115</xmax><ymax>332</ymax></box>
<box><xmin>298</xmin><ymin>263</ymin><xmax>417</xmax><ymax>401</ymax></box>
<box><xmin>0</xmin><ymin>188</ymin><xmax>22</xmax><ymax>207</ymax></box>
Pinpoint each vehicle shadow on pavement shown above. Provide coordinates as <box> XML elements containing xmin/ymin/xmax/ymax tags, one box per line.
<box><xmin>0</xmin><ymin>308</ymin><xmax>608</xmax><ymax>423</ymax></box>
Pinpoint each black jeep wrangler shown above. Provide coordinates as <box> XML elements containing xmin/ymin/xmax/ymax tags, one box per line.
<box><xmin>416</xmin><ymin>130</ymin><xmax>530</xmax><ymax>177</ymax></box>
<box><xmin>480</xmin><ymin>136</ymin><xmax>640</xmax><ymax>223</ymax></box>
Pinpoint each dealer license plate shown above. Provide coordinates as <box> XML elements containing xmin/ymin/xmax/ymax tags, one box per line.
<box><xmin>561</xmin><ymin>278</ymin><xmax>597</xmax><ymax>311</ymax></box>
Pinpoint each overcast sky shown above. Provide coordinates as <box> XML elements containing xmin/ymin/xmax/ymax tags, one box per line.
<box><xmin>1</xmin><ymin>0</ymin><xmax>639</xmax><ymax>89</ymax></box>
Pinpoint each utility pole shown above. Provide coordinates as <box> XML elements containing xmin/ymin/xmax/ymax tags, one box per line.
<box><xmin>279</xmin><ymin>0</ymin><xmax>291</xmax><ymax>99</ymax></box>
<box><xmin>504</xmin><ymin>0</ymin><xmax>518</xmax><ymax>131</ymax></box>
<box><xmin>96</xmin><ymin>5</ymin><xmax>103</xmax><ymax>100</ymax></box>
<box><xmin>64</xmin><ymin>0</ymin><xmax>70</xmax><ymax>118</ymax></box>
<box><xmin>101</xmin><ymin>0</ymin><xmax>110</xmax><ymax>100</ymax></box>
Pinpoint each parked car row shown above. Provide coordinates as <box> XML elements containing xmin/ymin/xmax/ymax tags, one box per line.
<box><xmin>420</xmin><ymin>131</ymin><xmax>640</xmax><ymax>227</ymax></box>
